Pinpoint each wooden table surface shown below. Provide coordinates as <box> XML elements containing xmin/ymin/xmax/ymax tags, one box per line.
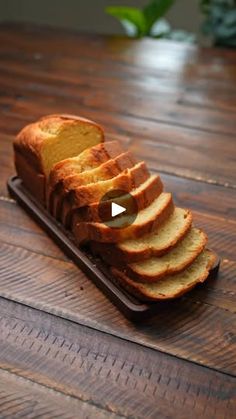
<box><xmin>0</xmin><ymin>23</ymin><xmax>236</xmax><ymax>419</ymax></box>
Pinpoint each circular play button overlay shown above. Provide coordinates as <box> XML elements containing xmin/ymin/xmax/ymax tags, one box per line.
<box><xmin>98</xmin><ymin>189</ymin><xmax>138</xmax><ymax>229</ymax></box>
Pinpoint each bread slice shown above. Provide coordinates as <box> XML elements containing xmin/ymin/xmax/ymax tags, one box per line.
<box><xmin>48</xmin><ymin>141</ymin><xmax>124</xmax><ymax>188</ymax></box>
<box><xmin>122</xmin><ymin>228</ymin><xmax>207</xmax><ymax>282</ymax></box>
<box><xmin>74</xmin><ymin>174</ymin><xmax>163</xmax><ymax>223</ymax></box>
<box><xmin>62</xmin><ymin>161</ymin><xmax>150</xmax><ymax>228</ymax></box>
<box><xmin>47</xmin><ymin>141</ymin><xmax>126</xmax><ymax>211</ymax></box>
<box><xmin>51</xmin><ymin>151</ymin><xmax>137</xmax><ymax>218</ymax></box>
<box><xmin>92</xmin><ymin>208</ymin><xmax>193</xmax><ymax>264</ymax></box>
<box><xmin>14</xmin><ymin>114</ymin><xmax>104</xmax><ymax>204</ymax></box>
<box><xmin>73</xmin><ymin>192</ymin><xmax>174</xmax><ymax>244</ymax></box>
<box><xmin>111</xmin><ymin>249</ymin><xmax>216</xmax><ymax>301</ymax></box>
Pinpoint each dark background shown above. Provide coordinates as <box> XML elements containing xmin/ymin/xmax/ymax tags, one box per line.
<box><xmin>0</xmin><ymin>0</ymin><xmax>201</xmax><ymax>35</ymax></box>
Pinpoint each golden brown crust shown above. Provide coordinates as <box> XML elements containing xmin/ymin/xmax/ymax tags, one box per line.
<box><xmin>47</xmin><ymin>141</ymin><xmax>129</xmax><ymax>213</ymax></box>
<box><xmin>40</xmin><ymin>113</ymin><xmax>103</xmax><ymax>124</ymax></box>
<box><xmin>14</xmin><ymin>123</ymin><xmax>45</xmax><ymax>173</ymax></box>
<box><xmin>91</xmin><ymin>223</ymin><xmax>204</xmax><ymax>278</ymax></box>
<box><xmin>51</xmin><ymin>151</ymin><xmax>137</xmax><ymax>219</ymax></box>
<box><xmin>76</xmin><ymin>175</ymin><xmax>163</xmax><ymax>223</ymax></box>
<box><xmin>62</xmin><ymin>162</ymin><xmax>150</xmax><ymax>228</ymax></box>
<box><xmin>123</xmin><ymin>230</ymin><xmax>207</xmax><ymax>282</ymax></box>
<box><xmin>91</xmin><ymin>209</ymin><xmax>192</xmax><ymax>264</ymax></box>
<box><xmin>14</xmin><ymin>150</ymin><xmax>45</xmax><ymax>204</ymax></box>
<box><xmin>111</xmin><ymin>250</ymin><xmax>216</xmax><ymax>301</ymax></box>
<box><xmin>14</xmin><ymin>114</ymin><xmax>104</xmax><ymax>204</ymax></box>
<box><xmin>74</xmin><ymin>194</ymin><xmax>174</xmax><ymax>244</ymax></box>
<box><xmin>47</xmin><ymin>141</ymin><xmax>126</xmax><ymax>198</ymax></box>
<box><xmin>14</xmin><ymin>114</ymin><xmax>104</xmax><ymax>174</ymax></box>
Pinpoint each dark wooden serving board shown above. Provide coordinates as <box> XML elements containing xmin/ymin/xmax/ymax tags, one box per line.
<box><xmin>7</xmin><ymin>176</ymin><xmax>156</xmax><ymax>321</ymax></box>
<box><xmin>7</xmin><ymin>175</ymin><xmax>220</xmax><ymax>322</ymax></box>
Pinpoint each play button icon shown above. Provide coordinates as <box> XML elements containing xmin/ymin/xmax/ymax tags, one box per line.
<box><xmin>98</xmin><ymin>188</ymin><xmax>138</xmax><ymax>229</ymax></box>
<box><xmin>111</xmin><ymin>202</ymin><xmax>126</xmax><ymax>217</ymax></box>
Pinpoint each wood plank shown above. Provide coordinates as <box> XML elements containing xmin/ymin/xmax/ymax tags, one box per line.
<box><xmin>1</xmin><ymin>95</ymin><xmax>236</xmax><ymax>187</ymax></box>
<box><xmin>0</xmin><ymin>297</ymin><xmax>235</xmax><ymax>419</ymax></box>
<box><xmin>0</xmin><ymin>369</ymin><xmax>117</xmax><ymax>419</ymax></box>
<box><xmin>0</xmin><ymin>25</ymin><xmax>235</xmax><ymax>186</ymax></box>
<box><xmin>1</xmin><ymin>23</ymin><xmax>236</xmax><ymax>79</ymax></box>
<box><xmin>194</xmin><ymin>211</ymin><xmax>236</xmax><ymax>261</ymax></box>
<box><xmin>1</xmin><ymin>54</ymin><xmax>236</xmax><ymax>115</ymax></box>
<box><xmin>0</xmin><ymin>199</ymin><xmax>68</xmax><ymax>261</ymax></box>
<box><xmin>0</xmin><ymin>133</ymin><xmax>14</xmax><ymax>197</ymax></box>
<box><xmin>0</xmin><ymin>23</ymin><xmax>235</xmax><ymax>138</ymax></box>
<box><xmin>0</xmin><ymin>48</ymin><xmax>236</xmax><ymax>133</ymax></box>
<box><xmin>0</xmin><ymin>238</ymin><xmax>235</xmax><ymax>376</ymax></box>
<box><xmin>0</xmin><ymin>50</ymin><xmax>233</xmax><ymax>92</ymax></box>
<box><xmin>1</xmin><ymin>62</ymin><xmax>236</xmax><ymax>139</ymax></box>
<box><xmin>186</xmin><ymin>260</ymin><xmax>236</xmax><ymax>314</ymax></box>
<box><xmin>161</xmin><ymin>173</ymin><xmax>236</xmax><ymax>219</ymax></box>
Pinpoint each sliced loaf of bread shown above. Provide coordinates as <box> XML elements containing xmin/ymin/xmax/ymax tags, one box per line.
<box><xmin>91</xmin><ymin>207</ymin><xmax>192</xmax><ymax>263</ymax></box>
<box><xmin>47</xmin><ymin>141</ymin><xmax>126</xmax><ymax>211</ymax></box>
<box><xmin>120</xmin><ymin>228</ymin><xmax>207</xmax><ymax>281</ymax></box>
<box><xmin>74</xmin><ymin>174</ymin><xmax>163</xmax><ymax>223</ymax></box>
<box><xmin>62</xmin><ymin>161</ymin><xmax>150</xmax><ymax>228</ymax></box>
<box><xmin>73</xmin><ymin>192</ymin><xmax>174</xmax><ymax>243</ymax></box>
<box><xmin>51</xmin><ymin>151</ymin><xmax>137</xmax><ymax>218</ymax></box>
<box><xmin>14</xmin><ymin>114</ymin><xmax>104</xmax><ymax>204</ymax></box>
<box><xmin>111</xmin><ymin>249</ymin><xmax>216</xmax><ymax>301</ymax></box>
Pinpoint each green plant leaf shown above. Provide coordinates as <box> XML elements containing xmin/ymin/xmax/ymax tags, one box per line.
<box><xmin>150</xmin><ymin>18</ymin><xmax>171</xmax><ymax>37</ymax></box>
<box><xmin>143</xmin><ymin>0</ymin><xmax>175</xmax><ymax>33</ymax></box>
<box><xmin>200</xmin><ymin>0</ymin><xmax>236</xmax><ymax>47</ymax></box>
<box><xmin>224</xmin><ymin>9</ymin><xmax>236</xmax><ymax>26</ymax></box>
<box><xmin>211</xmin><ymin>5</ymin><xmax>225</xmax><ymax>19</ymax></box>
<box><xmin>105</xmin><ymin>6</ymin><xmax>146</xmax><ymax>36</ymax></box>
<box><xmin>119</xmin><ymin>20</ymin><xmax>139</xmax><ymax>37</ymax></box>
<box><xmin>216</xmin><ymin>22</ymin><xmax>236</xmax><ymax>38</ymax></box>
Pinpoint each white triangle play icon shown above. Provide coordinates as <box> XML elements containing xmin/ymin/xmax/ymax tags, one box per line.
<box><xmin>111</xmin><ymin>202</ymin><xmax>126</xmax><ymax>217</ymax></box>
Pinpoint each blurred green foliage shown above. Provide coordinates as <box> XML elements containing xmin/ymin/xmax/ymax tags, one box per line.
<box><xmin>106</xmin><ymin>0</ymin><xmax>236</xmax><ymax>47</ymax></box>
<box><xmin>105</xmin><ymin>0</ymin><xmax>194</xmax><ymax>42</ymax></box>
<box><xmin>201</xmin><ymin>0</ymin><xmax>236</xmax><ymax>46</ymax></box>
<box><xmin>106</xmin><ymin>0</ymin><xmax>174</xmax><ymax>37</ymax></box>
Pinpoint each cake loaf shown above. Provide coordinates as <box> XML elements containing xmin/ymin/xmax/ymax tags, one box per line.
<box><xmin>13</xmin><ymin>114</ymin><xmax>217</xmax><ymax>303</ymax></box>
<box><xmin>14</xmin><ymin>114</ymin><xmax>104</xmax><ymax>204</ymax></box>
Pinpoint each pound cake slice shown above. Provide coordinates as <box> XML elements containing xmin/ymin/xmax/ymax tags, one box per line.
<box><xmin>14</xmin><ymin>114</ymin><xmax>104</xmax><ymax>204</ymax></box>
<box><xmin>51</xmin><ymin>151</ymin><xmax>137</xmax><ymax>219</ymax></box>
<box><xmin>111</xmin><ymin>249</ymin><xmax>216</xmax><ymax>301</ymax></box>
<box><xmin>73</xmin><ymin>193</ymin><xmax>174</xmax><ymax>244</ymax></box>
<box><xmin>62</xmin><ymin>161</ymin><xmax>150</xmax><ymax>227</ymax></box>
<box><xmin>74</xmin><ymin>174</ymin><xmax>163</xmax><ymax>223</ymax></box>
<box><xmin>119</xmin><ymin>228</ymin><xmax>207</xmax><ymax>281</ymax></box>
<box><xmin>47</xmin><ymin>140</ymin><xmax>126</xmax><ymax>211</ymax></box>
<box><xmin>91</xmin><ymin>207</ymin><xmax>192</xmax><ymax>263</ymax></box>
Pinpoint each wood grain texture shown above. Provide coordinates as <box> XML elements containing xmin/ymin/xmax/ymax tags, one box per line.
<box><xmin>0</xmin><ymin>369</ymin><xmax>118</xmax><ymax>419</ymax></box>
<box><xmin>0</xmin><ymin>22</ymin><xmax>235</xmax><ymax>416</ymax></box>
<box><xmin>1</xmin><ymin>85</ymin><xmax>236</xmax><ymax>187</ymax></box>
<box><xmin>0</xmin><ymin>297</ymin><xmax>235</xmax><ymax>419</ymax></box>
<box><xmin>0</xmin><ymin>238</ymin><xmax>235</xmax><ymax>376</ymax></box>
<box><xmin>0</xmin><ymin>22</ymin><xmax>235</xmax><ymax>187</ymax></box>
